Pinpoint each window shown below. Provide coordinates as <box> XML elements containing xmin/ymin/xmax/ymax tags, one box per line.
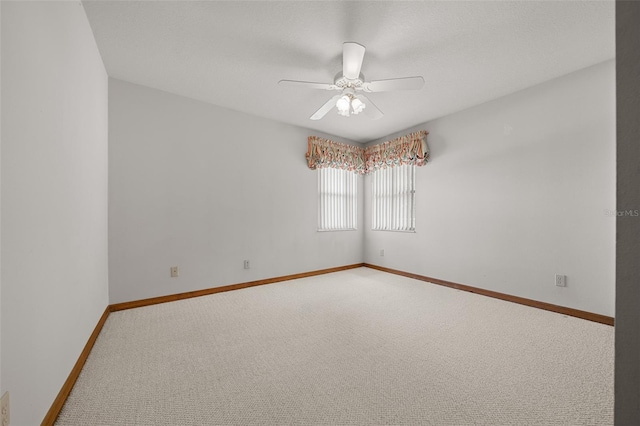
<box><xmin>318</xmin><ymin>167</ymin><xmax>357</xmax><ymax>231</ymax></box>
<box><xmin>371</xmin><ymin>164</ymin><xmax>416</xmax><ymax>231</ymax></box>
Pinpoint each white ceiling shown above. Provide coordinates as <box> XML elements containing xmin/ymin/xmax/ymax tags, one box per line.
<box><xmin>82</xmin><ymin>0</ymin><xmax>614</xmax><ymax>143</ymax></box>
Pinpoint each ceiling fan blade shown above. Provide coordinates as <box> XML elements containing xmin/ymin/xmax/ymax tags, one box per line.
<box><xmin>278</xmin><ymin>80</ymin><xmax>336</xmax><ymax>90</ymax></box>
<box><xmin>363</xmin><ymin>76</ymin><xmax>425</xmax><ymax>92</ymax></box>
<box><xmin>310</xmin><ymin>94</ymin><xmax>342</xmax><ymax>120</ymax></box>
<box><xmin>357</xmin><ymin>94</ymin><xmax>383</xmax><ymax>120</ymax></box>
<box><xmin>343</xmin><ymin>42</ymin><xmax>366</xmax><ymax>80</ymax></box>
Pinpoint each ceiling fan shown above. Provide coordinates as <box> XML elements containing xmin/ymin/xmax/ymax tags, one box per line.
<box><xmin>279</xmin><ymin>42</ymin><xmax>424</xmax><ymax>120</ymax></box>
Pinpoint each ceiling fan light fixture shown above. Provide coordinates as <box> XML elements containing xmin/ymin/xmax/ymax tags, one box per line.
<box><xmin>336</xmin><ymin>95</ymin><xmax>351</xmax><ymax>114</ymax></box>
<box><xmin>351</xmin><ymin>98</ymin><xmax>365</xmax><ymax>115</ymax></box>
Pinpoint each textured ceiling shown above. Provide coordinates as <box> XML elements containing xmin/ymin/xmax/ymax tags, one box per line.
<box><xmin>82</xmin><ymin>0</ymin><xmax>614</xmax><ymax>143</ymax></box>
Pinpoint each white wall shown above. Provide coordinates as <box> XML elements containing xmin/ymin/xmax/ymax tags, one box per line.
<box><xmin>109</xmin><ymin>79</ymin><xmax>363</xmax><ymax>304</ymax></box>
<box><xmin>364</xmin><ymin>60</ymin><xmax>616</xmax><ymax>317</ymax></box>
<box><xmin>1</xmin><ymin>2</ymin><xmax>109</xmax><ymax>425</ymax></box>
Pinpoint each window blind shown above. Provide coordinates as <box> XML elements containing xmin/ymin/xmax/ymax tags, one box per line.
<box><xmin>371</xmin><ymin>164</ymin><xmax>416</xmax><ymax>231</ymax></box>
<box><xmin>318</xmin><ymin>167</ymin><xmax>357</xmax><ymax>231</ymax></box>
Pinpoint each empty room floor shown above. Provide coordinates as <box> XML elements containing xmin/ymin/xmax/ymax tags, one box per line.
<box><xmin>56</xmin><ymin>268</ymin><xmax>614</xmax><ymax>425</ymax></box>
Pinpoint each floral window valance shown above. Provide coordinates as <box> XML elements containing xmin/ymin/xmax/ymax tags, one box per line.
<box><xmin>364</xmin><ymin>130</ymin><xmax>429</xmax><ymax>171</ymax></box>
<box><xmin>306</xmin><ymin>136</ymin><xmax>366</xmax><ymax>174</ymax></box>
<box><xmin>306</xmin><ymin>130</ymin><xmax>429</xmax><ymax>174</ymax></box>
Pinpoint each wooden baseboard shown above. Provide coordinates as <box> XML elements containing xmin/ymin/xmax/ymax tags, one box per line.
<box><xmin>41</xmin><ymin>306</ymin><xmax>111</xmax><ymax>426</ymax></box>
<box><xmin>364</xmin><ymin>263</ymin><xmax>614</xmax><ymax>326</ymax></box>
<box><xmin>110</xmin><ymin>263</ymin><xmax>366</xmax><ymax>312</ymax></box>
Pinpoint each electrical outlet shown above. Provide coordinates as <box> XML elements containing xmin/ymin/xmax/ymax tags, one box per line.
<box><xmin>555</xmin><ymin>274</ymin><xmax>566</xmax><ymax>287</ymax></box>
<box><xmin>244</xmin><ymin>260</ymin><xmax>250</xmax><ymax>270</ymax></box>
<box><xmin>170</xmin><ymin>266</ymin><xmax>179</xmax><ymax>278</ymax></box>
<box><xmin>380</xmin><ymin>249</ymin><xmax>384</xmax><ymax>257</ymax></box>
<box><xmin>1</xmin><ymin>391</ymin><xmax>10</xmax><ymax>426</ymax></box>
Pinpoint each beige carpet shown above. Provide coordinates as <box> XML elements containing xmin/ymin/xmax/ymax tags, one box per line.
<box><xmin>56</xmin><ymin>267</ymin><xmax>614</xmax><ymax>425</ymax></box>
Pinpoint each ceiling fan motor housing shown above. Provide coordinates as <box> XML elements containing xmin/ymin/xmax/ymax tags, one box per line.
<box><xmin>334</xmin><ymin>72</ymin><xmax>365</xmax><ymax>90</ymax></box>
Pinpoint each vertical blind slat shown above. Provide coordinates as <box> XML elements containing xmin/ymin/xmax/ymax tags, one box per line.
<box><xmin>371</xmin><ymin>164</ymin><xmax>416</xmax><ymax>232</ymax></box>
<box><xmin>318</xmin><ymin>168</ymin><xmax>357</xmax><ymax>231</ymax></box>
